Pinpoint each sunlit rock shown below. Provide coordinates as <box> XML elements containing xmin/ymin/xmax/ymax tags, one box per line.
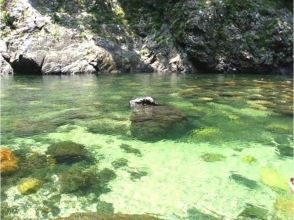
<box><xmin>17</xmin><ymin>178</ymin><xmax>42</xmax><ymax>194</ymax></box>
<box><xmin>0</xmin><ymin>148</ymin><xmax>18</xmax><ymax>175</ymax></box>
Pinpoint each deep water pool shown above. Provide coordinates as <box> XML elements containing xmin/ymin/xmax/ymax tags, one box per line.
<box><xmin>1</xmin><ymin>73</ymin><xmax>293</xmax><ymax>219</ymax></box>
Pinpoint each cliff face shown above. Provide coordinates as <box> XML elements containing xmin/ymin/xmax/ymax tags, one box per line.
<box><xmin>0</xmin><ymin>0</ymin><xmax>292</xmax><ymax>75</ymax></box>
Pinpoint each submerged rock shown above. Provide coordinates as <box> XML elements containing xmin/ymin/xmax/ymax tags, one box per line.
<box><xmin>237</xmin><ymin>203</ymin><xmax>268</xmax><ymax>220</ymax></box>
<box><xmin>130</xmin><ymin>104</ymin><xmax>190</xmax><ymax>141</ymax></box>
<box><xmin>59</xmin><ymin>168</ymin><xmax>97</xmax><ymax>193</ymax></box>
<box><xmin>46</xmin><ymin>141</ymin><xmax>89</xmax><ymax>164</ymax></box>
<box><xmin>230</xmin><ymin>173</ymin><xmax>259</xmax><ymax>189</ymax></box>
<box><xmin>111</xmin><ymin>158</ymin><xmax>128</xmax><ymax>169</ymax></box>
<box><xmin>0</xmin><ymin>148</ymin><xmax>18</xmax><ymax>175</ymax></box>
<box><xmin>129</xmin><ymin>170</ymin><xmax>148</xmax><ymax>181</ymax></box>
<box><xmin>17</xmin><ymin>178</ymin><xmax>42</xmax><ymax>195</ymax></box>
<box><xmin>120</xmin><ymin>144</ymin><xmax>142</xmax><ymax>156</ymax></box>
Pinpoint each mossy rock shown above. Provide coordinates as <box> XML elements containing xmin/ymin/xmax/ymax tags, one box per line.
<box><xmin>230</xmin><ymin>173</ymin><xmax>259</xmax><ymax>189</ymax></box>
<box><xmin>130</xmin><ymin>105</ymin><xmax>191</xmax><ymax>141</ymax></box>
<box><xmin>120</xmin><ymin>144</ymin><xmax>141</xmax><ymax>156</ymax></box>
<box><xmin>96</xmin><ymin>201</ymin><xmax>114</xmax><ymax>214</ymax></box>
<box><xmin>97</xmin><ymin>168</ymin><xmax>117</xmax><ymax>186</ymax></box>
<box><xmin>276</xmin><ymin>144</ymin><xmax>294</xmax><ymax>158</ymax></box>
<box><xmin>200</xmin><ymin>153</ymin><xmax>226</xmax><ymax>162</ymax></box>
<box><xmin>46</xmin><ymin>141</ymin><xmax>89</xmax><ymax>164</ymax></box>
<box><xmin>59</xmin><ymin>167</ymin><xmax>98</xmax><ymax>193</ymax></box>
<box><xmin>17</xmin><ymin>178</ymin><xmax>42</xmax><ymax>195</ymax></box>
<box><xmin>111</xmin><ymin>158</ymin><xmax>128</xmax><ymax>169</ymax></box>
<box><xmin>129</xmin><ymin>170</ymin><xmax>148</xmax><ymax>181</ymax></box>
<box><xmin>237</xmin><ymin>203</ymin><xmax>268</xmax><ymax>220</ymax></box>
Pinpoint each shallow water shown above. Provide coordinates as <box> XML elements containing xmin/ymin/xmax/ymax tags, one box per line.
<box><xmin>1</xmin><ymin>73</ymin><xmax>293</xmax><ymax>219</ymax></box>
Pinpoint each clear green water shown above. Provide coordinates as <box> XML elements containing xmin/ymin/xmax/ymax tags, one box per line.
<box><xmin>1</xmin><ymin>73</ymin><xmax>293</xmax><ymax>219</ymax></box>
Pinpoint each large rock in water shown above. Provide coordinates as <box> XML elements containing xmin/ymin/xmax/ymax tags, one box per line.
<box><xmin>130</xmin><ymin>98</ymin><xmax>190</xmax><ymax>141</ymax></box>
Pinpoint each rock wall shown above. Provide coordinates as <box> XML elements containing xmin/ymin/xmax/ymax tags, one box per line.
<box><xmin>0</xmin><ymin>0</ymin><xmax>292</xmax><ymax>75</ymax></box>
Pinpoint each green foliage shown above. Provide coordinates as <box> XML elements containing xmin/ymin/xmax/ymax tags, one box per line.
<box><xmin>1</xmin><ymin>11</ymin><xmax>15</xmax><ymax>28</ymax></box>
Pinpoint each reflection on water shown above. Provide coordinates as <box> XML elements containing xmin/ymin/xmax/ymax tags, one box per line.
<box><xmin>1</xmin><ymin>73</ymin><xmax>293</xmax><ymax>220</ymax></box>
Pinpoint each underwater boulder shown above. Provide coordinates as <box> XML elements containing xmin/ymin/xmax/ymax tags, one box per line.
<box><xmin>130</xmin><ymin>104</ymin><xmax>190</xmax><ymax>141</ymax></box>
<box><xmin>46</xmin><ymin>141</ymin><xmax>89</xmax><ymax>164</ymax></box>
<box><xmin>0</xmin><ymin>148</ymin><xmax>18</xmax><ymax>175</ymax></box>
<box><xmin>59</xmin><ymin>168</ymin><xmax>97</xmax><ymax>193</ymax></box>
<box><xmin>17</xmin><ymin>178</ymin><xmax>42</xmax><ymax>195</ymax></box>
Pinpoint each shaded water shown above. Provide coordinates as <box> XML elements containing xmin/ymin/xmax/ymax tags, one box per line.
<box><xmin>1</xmin><ymin>73</ymin><xmax>293</xmax><ymax>219</ymax></box>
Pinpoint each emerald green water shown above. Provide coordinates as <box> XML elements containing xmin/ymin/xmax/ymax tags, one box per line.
<box><xmin>1</xmin><ymin>73</ymin><xmax>293</xmax><ymax>219</ymax></box>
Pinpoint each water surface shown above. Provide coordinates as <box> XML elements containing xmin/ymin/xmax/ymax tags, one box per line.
<box><xmin>1</xmin><ymin>73</ymin><xmax>293</xmax><ymax>219</ymax></box>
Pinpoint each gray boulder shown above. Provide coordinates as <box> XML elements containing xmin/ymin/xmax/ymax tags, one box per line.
<box><xmin>130</xmin><ymin>101</ymin><xmax>190</xmax><ymax>141</ymax></box>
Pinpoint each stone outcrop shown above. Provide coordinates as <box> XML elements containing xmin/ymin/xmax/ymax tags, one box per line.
<box><xmin>168</xmin><ymin>0</ymin><xmax>293</xmax><ymax>74</ymax></box>
<box><xmin>0</xmin><ymin>0</ymin><xmax>292</xmax><ymax>75</ymax></box>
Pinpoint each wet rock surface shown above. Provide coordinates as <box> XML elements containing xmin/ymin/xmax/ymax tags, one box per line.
<box><xmin>130</xmin><ymin>104</ymin><xmax>190</xmax><ymax>141</ymax></box>
<box><xmin>46</xmin><ymin>141</ymin><xmax>89</xmax><ymax>164</ymax></box>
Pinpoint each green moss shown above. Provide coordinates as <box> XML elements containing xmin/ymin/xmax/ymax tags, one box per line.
<box><xmin>200</xmin><ymin>153</ymin><xmax>226</xmax><ymax>162</ymax></box>
<box><xmin>188</xmin><ymin>127</ymin><xmax>221</xmax><ymax>142</ymax></box>
<box><xmin>1</xmin><ymin>11</ymin><xmax>15</xmax><ymax>28</ymax></box>
<box><xmin>129</xmin><ymin>170</ymin><xmax>148</xmax><ymax>181</ymax></box>
<box><xmin>266</xmin><ymin>124</ymin><xmax>292</xmax><ymax>134</ymax></box>
<box><xmin>111</xmin><ymin>158</ymin><xmax>128</xmax><ymax>169</ymax></box>
<box><xmin>120</xmin><ymin>144</ymin><xmax>142</xmax><ymax>156</ymax></box>
<box><xmin>241</xmin><ymin>155</ymin><xmax>257</xmax><ymax>164</ymax></box>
